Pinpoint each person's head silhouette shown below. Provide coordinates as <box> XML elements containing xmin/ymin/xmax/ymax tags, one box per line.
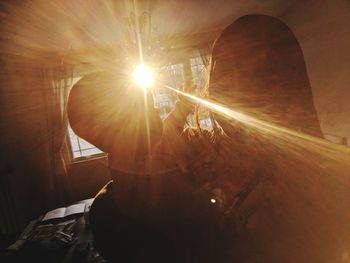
<box><xmin>210</xmin><ymin>14</ymin><xmax>322</xmax><ymax>138</ymax></box>
<box><xmin>67</xmin><ymin>70</ymin><xmax>163</xmax><ymax>172</ymax></box>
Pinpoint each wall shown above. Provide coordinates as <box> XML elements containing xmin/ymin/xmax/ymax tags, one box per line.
<box><xmin>282</xmin><ymin>0</ymin><xmax>350</xmax><ymax>144</ymax></box>
<box><xmin>0</xmin><ymin>58</ymin><xmax>56</xmax><ymax>229</ymax></box>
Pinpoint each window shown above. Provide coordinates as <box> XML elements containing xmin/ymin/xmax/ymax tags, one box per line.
<box><xmin>68</xmin><ymin>126</ymin><xmax>104</xmax><ymax>159</ymax></box>
<box><xmin>67</xmin><ymin>77</ymin><xmax>105</xmax><ymax>160</ymax></box>
<box><xmin>190</xmin><ymin>56</ymin><xmax>208</xmax><ymax>89</ymax></box>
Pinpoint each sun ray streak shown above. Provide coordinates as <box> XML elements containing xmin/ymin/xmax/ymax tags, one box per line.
<box><xmin>163</xmin><ymin>85</ymin><xmax>350</xmax><ymax>156</ymax></box>
<box><xmin>133</xmin><ymin>0</ymin><xmax>144</xmax><ymax>65</ymax></box>
<box><xmin>133</xmin><ymin>0</ymin><xmax>151</xmax><ymax>155</ymax></box>
<box><xmin>143</xmin><ymin>89</ymin><xmax>152</xmax><ymax>157</ymax></box>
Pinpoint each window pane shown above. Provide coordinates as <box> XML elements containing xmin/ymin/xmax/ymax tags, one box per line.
<box><xmin>190</xmin><ymin>55</ymin><xmax>208</xmax><ymax>90</ymax></box>
<box><xmin>68</xmin><ymin>126</ymin><xmax>103</xmax><ymax>159</ymax></box>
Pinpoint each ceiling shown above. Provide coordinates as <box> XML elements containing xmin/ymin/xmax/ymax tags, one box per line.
<box><xmin>0</xmin><ymin>0</ymin><xmax>293</xmax><ymax>58</ymax></box>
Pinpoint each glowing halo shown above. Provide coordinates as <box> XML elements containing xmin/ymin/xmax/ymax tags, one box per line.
<box><xmin>132</xmin><ymin>65</ymin><xmax>154</xmax><ymax>89</ymax></box>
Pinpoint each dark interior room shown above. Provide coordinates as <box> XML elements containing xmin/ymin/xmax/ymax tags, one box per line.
<box><xmin>1</xmin><ymin>0</ymin><xmax>350</xmax><ymax>262</ymax></box>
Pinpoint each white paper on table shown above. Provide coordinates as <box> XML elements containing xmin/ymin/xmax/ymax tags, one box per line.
<box><xmin>42</xmin><ymin>203</ymin><xmax>85</xmax><ymax>221</ymax></box>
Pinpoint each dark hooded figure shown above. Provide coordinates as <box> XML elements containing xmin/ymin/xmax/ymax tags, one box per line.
<box><xmin>207</xmin><ymin>14</ymin><xmax>350</xmax><ymax>263</ymax></box>
<box><xmin>210</xmin><ymin>14</ymin><xmax>323</xmax><ymax>138</ymax></box>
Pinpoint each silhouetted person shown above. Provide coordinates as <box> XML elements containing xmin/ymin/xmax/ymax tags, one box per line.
<box><xmin>208</xmin><ymin>14</ymin><xmax>350</xmax><ymax>263</ymax></box>
<box><xmin>210</xmin><ymin>14</ymin><xmax>323</xmax><ymax>138</ymax></box>
<box><xmin>67</xmin><ymin>71</ymin><xmax>225</xmax><ymax>262</ymax></box>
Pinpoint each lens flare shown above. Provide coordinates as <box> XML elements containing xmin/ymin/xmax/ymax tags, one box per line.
<box><xmin>132</xmin><ymin>65</ymin><xmax>154</xmax><ymax>89</ymax></box>
<box><xmin>163</xmin><ymin>84</ymin><xmax>350</xmax><ymax>161</ymax></box>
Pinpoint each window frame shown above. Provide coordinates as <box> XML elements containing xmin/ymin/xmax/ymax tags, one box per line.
<box><xmin>66</xmin><ymin>77</ymin><xmax>107</xmax><ymax>162</ymax></box>
<box><xmin>67</xmin><ymin>125</ymin><xmax>106</xmax><ymax>162</ymax></box>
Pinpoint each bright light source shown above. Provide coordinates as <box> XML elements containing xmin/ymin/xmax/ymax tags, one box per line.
<box><xmin>132</xmin><ymin>65</ymin><xmax>154</xmax><ymax>89</ymax></box>
<box><xmin>210</xmin><ymin>198</ymin><xmax>216</xmax><ymax>204</ymax></box>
